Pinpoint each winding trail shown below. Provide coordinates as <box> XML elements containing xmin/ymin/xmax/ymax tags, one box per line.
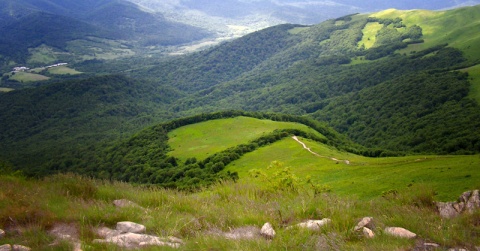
<box><xmin>292</xmin><ymin>136</ymin><xmax>350</xmax><ymax>165</ymax></box>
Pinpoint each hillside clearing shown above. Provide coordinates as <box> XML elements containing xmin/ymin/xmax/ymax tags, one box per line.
<box><xmin>168</xmin><ymin>116</ymin><xmax>325</xmax><ymax>161</ymax></box>
<box><xmin>9</xmin><ymin>72</ymin><xmax>50</xmax><ymax>82</ymax></box>
<box><xmin>461</xmin><ymin>64</ymin><xmax>480</xmax><ymax>103</ymax></box>
<box><xmin>358</xmin><ymin>22</ymin><xmax>383</xmax><ymax>49</ymax></box>
<box><xmin>225</xmin><ymin>137</ymin><xmax>480</xmax><ymax>201</ymax></box>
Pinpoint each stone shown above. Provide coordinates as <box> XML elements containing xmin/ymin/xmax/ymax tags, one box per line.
<box><xmin>223</xmin><ymin>226</ymin><xmax>260</xmax><ymax>240</ymax></box>
<box><xmin>0</xmin><ymin>244</ymin><xmax>11</xmax><ymax>251</ymax></box>
<box><xmin>354</xmin><ymin>217</ymin><xmax>374</xmax><ymax>231</ymax></box>
<box><xmin>362</xmin><ymin>227</ymin><xmax>375</xmax><ymax>238</ymax></box>
<box><xmin>116</xmin><ymin>221</ymin><xmax>146</xmax><ymax>234</ymax></box>
<box><xmin>466</xmin><ymin>190</ymin><xmax>480</xmax><ymax>213</ymax></box>
<box><xmin>436</xmin><ymin>202</ymin><xmax>460</xmax><ymax>218</ymax></box>
<box><xmin>95</xmin><ymin>227</ymin><xmax>123</xmax><ymax>238</ymax></box>
<box><xmin>0</xmin><ymin>229</ymin><xmax>5</xmax><ymax>238</ymax></box>
<box><xmin>384</xmin><ymin>227</ymin><xmax>417</xmax><ymax>239</ymax></box>
<box><xmin>291</xmin><ymin>218</ymin><xmax>331</xmax><ymax>231</ymax></box>
<box><xmin>113</xmin><ymin>199</ymin><xmax>143</xmax><ymax>209</ymax></box>
<box><xmin>94</xmin><ymin>233</ymin><xmax>181</xmax><ymax>249</ymax></box>
<box><xmin>260</xmin><ymin>222</ymin><xmax>276</xmax><ymax>239</ymax></box>
<box><xmin>437</xmin><ymin>190</ymin><xmax>480</xmax><ymax>218</ymax></box>
<box><xmin>12</xmin><ymin>245</ymin><xmax>31</xmax><ymax>251</ymax></box>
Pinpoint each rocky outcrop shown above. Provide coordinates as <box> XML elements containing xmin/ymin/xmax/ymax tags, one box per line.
<box><xmin>93</xmin><ymin>222</ymin><xmax>183</xmax><ymax>249</ymax></box>
<box><xmin>436</xmin><ymin>190</ymin><xmax>480</xmax><ymax>218</ymax></box>
<box><xmin>384</xmin><ymin>227</ymin><xmax>417</xmax><ymax>239</ymax></box>
<box><xmin>354</xmin><ymin>217</ymin><xmax>374</xmax><ymax>231</ymax></box>
<box><xmin>116</xmin><ymin>221</ymin><xmax>146</xmax><ymax>234</ymax></box>
<box><xmin>289</xmin><ymin>218</ymin><xmax>331</xmax><ymax>231</ymax></box>
<box><xmin>362</xmin><ymin>227</ymin><xmax>375</xmax><ymax>238</ymax></box>
<box><xmin>49</xmin><ymin>223</ymin><xmax>82</xmax><ymax>251</ymax></box>
<box><xmin>0</xmin><ymin>245</ymin><xmax>11</xmax><ymax>251</ymax></box>
<box><xmin>260</xmin><ymin>222</ymin><xmax>276</xmax><ymax>239</ymax></box>
<box><xmin>94</xmin><ymin>233</ymin><xmax>182</xmax><ymax>249</ymax></box>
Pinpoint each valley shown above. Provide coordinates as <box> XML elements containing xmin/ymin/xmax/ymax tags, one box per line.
<box><xmin>0</xmin><ymin>2</ymin><xmax>479</xmax><ymax>250</ymax></box>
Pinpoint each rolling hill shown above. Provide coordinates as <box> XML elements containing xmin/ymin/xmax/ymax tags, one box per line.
<box><xmin>0</xmin><ymin>5</ymin><xmax>479</xmax><ymax>186</ymax></box>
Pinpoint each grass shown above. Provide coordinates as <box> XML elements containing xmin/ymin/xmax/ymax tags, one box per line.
<box><xmin>0</xmin><ymin>172</ymin><xmax>478</xmax><ymax>250</ymax></box>
<box><xmin>27</xmin><ymin>45</ymin><xmax>58</xmax><ymax>65</ymax></box>
<box><xmin>370</xmin><ymin>6</ymin><xmax>480</xmax><ymax>62</ymax></box>
<box><xmin>0</xmin><ymin>87</ymin><xmax>14</xmax><ymax>92</ymax></box>
<box><xmin>225</xmin><ymin>137</ymin><xmax>480</xmax><ymax>201</ymax></box>
<box><xmin>9</xmin><ymin>72</ymin><xmax>50</xmax><ymax>82</ymax></box>
<box><xmin>47</xmin><ymin>66</ymin><xmax>82</xmax><ymax>75</ymax></box>
<box><xmin>358</xmin><ymin>22</ymin><xmax>383</xmax><ymax>49</ymax></box>
<box><xmin>167</xmin><ymin>116</ymin><xmax>325</xmax><ymax>161</ymax></box>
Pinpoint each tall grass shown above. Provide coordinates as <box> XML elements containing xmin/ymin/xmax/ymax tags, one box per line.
<box><xmin>0</xmin><ymin>173</ymin><xmax>478</xmax><ymax>250</ymax></box>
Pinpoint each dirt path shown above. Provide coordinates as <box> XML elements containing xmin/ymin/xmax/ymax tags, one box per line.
<box><xmin>292</xmin><ymin>136</ymin><xmax>350</xmax><ymax>165</ymax></box>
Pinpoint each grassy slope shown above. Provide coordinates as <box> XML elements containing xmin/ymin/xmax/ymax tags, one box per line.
<box><xmin>358</xmin><ymin>22</ymin><xmax>383</xmax><ymax>49</ymax></box>
<box><xmin>166</xmin><ymin>117</ymin><xmax>479</xmax><ymax>201</ymax></box>
<box><xmin>371</xmin><ymin>6</ymin><xmax>480</xmax><ymax>62</ymax></box>
<box><xmin>225</xmin><ymin>137</ymin><xmax>480</xmax><ymax>201</ymax></box>
<box><xmin>1</xmin><ymin>173</ymin><xmax>478</xmax><ymax>250</ymax></box>
<box><xmin>168</xmin><ymin>116</ymin><xmax>325</xmax><ymax>161</ymax></box>
<box><xmin>9</xmin><ymin>72</ymin><xmax>50</xmax><ymax>82</ymax></box>
<box><xmin>47</xmin><ymin>66</ymin><xmax>82</xmax><ymax>75</ymax></box>
<box><xmin>461</xmin><ymin>64</ymin><xmax>480</xmax><ymax>103</ymax></box>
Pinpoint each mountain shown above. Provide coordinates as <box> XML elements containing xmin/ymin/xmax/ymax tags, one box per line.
<box><xmin>0</xmin><ymin>5</ymin><xmax>479</xmax><ymax>177</ymax></box>
<box><xmin>0</xmin><ymin>0</ymin><xmax>210</xmax><ymax>70</ymax></box>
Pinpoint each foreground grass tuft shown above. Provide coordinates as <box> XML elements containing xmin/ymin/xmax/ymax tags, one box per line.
<box><xmin>0</xmin><ymin>173</ymin><xmax>478</xmax><ymax>250</ymax></box>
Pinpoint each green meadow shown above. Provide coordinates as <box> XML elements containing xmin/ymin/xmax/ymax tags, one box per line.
<box><xmin>168</xmin><ymin>116</ymin><xmax>325</xmax><ymax>161</ymax></box>
<box><xmin>9</xmin><ymin>71</ymin><xmax>50</xmax><ymax>82</ymax></box>
<box><xmin>371</xmin><ymin>6</ymin><xmax>480</xmax><ymax>62</ymax></box>
<box><xmin>47</xmin><ymin>66</ymin><xmax>82</xmax><ymax>75</ymax></box>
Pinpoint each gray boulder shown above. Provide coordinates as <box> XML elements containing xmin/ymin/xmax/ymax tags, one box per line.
<box><xmin>0</xmin><ymin>244</ymin><xmax>11</xmax><ymax>251</ymax></box>
<box><xmin>289</xmin><ymin>218</ymin><xmax>331</xmax><ymax>231</ymax></box>
<box><xmin>94</xmin><ymin>233</ymin><xmax>181</xmax><ymax>249</ymax></box>
<box><xmin>95</xmin><ymin>227</ymin><xmax>123</xmax><ymax>238</ymax></box>
<box><xmin>116</xmin><ymin>221</ymin><xmax>146</xmax><ymax>234</ymax></box>
<box><xmin>384</xmin><ymin>227</ymin><xmax>417</xmax><ymax>239</ymax></box>
<box><xmin>436</xmin><ymin>190</ymin><xmax>480</xmax><ymax>218</ymax></box>
<box><xmin>0</xmin><ymin>229</ymin><xmax>4</xmax><ymax>239</ymax></box>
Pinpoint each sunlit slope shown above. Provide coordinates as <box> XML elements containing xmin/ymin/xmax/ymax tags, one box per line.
<box><xmin>225</xmin><ymin>137</ymin><xmax>480</xmax><ymax>201</ymax></box>
<box><xmin>371</xmin><ymin>5</ymin><xmax>480</xmax><ymax>62</ymax></box>
<box><xmin>168</xmin><ymin>116</ymin><xmax>325</xmax><ymax>161</ymax></box>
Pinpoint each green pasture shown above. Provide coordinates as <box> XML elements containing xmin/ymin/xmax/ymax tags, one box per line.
<box><xmin>9</xmin><ymin>72</ymin><xmax>50</xmax><ymax>82</ymax></box>
<box><xmin>371</xmin><ymin>6</ymin><xmax>480</xmax><ymax>62</ymax></box>
<box><xmin>47</xmin><ymin>66</ymin><xmax>82</xmax><ymax>75</ymax></box>
<box><xmin>358</xmin><ymin>22</ymin><xmax>383</xmax><ymax>49</ymax></box>
<box><xmin>225</xmin><ymin>137</ymin><xmax>480</xmax><ymax>201</ymax></box>
<box><xmin>0</xmin><ymin>87</ymin><xmax>14</xmax><ymax>92</ymax></box>
<box><xmin>167</xmin><ymin>116</ymin><xmax>325</xmax><ymax>161</ymax></box>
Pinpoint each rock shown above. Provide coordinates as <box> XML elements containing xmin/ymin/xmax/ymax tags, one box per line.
<box><xmin>116</xmin><ymin>221</ymin><xmax>146</xmax><ymax>234</ymax></box>
<box><xmin>362</xmin><ymin>227</ymin><xmax>375</xmax><ymax>238</ymax></box>
<box><xmin>223</xmin><ymin>226</ymin><xmax>260</xmax><ymax>240</ymax></box>
<box><xmin>95</xmin><ymin>227</ymin><xmax>123</xmax><ymax>238</ymax></box>
<box><xmin>260</xmin><ymin>222</ymin><xmax>276</xmax><ymax>239</ymax></box>
<box><xmin>436</xmin><ymin>202</ymin><xmax>461</xmax><ymax>218</ymax></box>
<box><xmin>437</xmin><ymin>190</ymin><xmax>480</xmax><ymax>218</ymax></box>
<box><xmin>384</xmin><ymin>227</ymin><xmax>417</xmax><ymax>239</ymax></box>
<box><xmin>0</xmin><ymin>229</ymin><xmax>5</xmax><ymax>238</ymax></box>
<box><xmin>291</xmin><ymin>218</ymin><xmax>331</xmax><ymax>231</ymax></box>
<box><xmin>354</xmin><ymin>217</ymin><xmax>374</xmax><ymax>231</ymax></box>
<box><xmin>113</xmin><ymin>199</ymin><xmax>143</xmax><ymax>209</ymax></box>
<box><xmin>12</xmin><ymin>245</ymin><xmax>31</xmax><ymax>251</ymax></box>
<box><xmin>466</xmin><ymin>190</ymin><xmax>480</xmax><ymax>213</ymax></box>
<box><xmin>94</xmin><ymin>233</ymin><xmax>181</xmax><ymax>249</ymax></box>
<box><xmin>0</xmin><ymin>244</ymin><xmax>11</xmax><ymax>251</ymax></box>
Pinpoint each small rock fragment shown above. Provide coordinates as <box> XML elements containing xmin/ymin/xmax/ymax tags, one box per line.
<box><xmin>384</xmin><ymin>227</ymin><xmax>416</xmax><ymax>239</ymax></box>
<box><xmin>362</xmin><ymin>227</ymin><xmax>375</xmax><ymax>238</ymax></box>
<box><xmin>260</xmin><ymin>222</ymin><xmax>276</xmax><ymax>239</ymax></box>
<box><xmin>0</xmin><ymin>229</ymin><xmax>5</xmax><ymax>239</ymax></box>
<box><xmin>113</xmin><ymin>199</ymin><xmax>143</xmax><ymax>209</ymax></box>
<box><xmin>95</xmin><ymin>227</ymin><xmax>123</xmax><ymax>238</ymax></box>
<box><xmin>354</xmin><ymin>217</ymin><xmax>374</xmax><ymax>231</ymax></box>
<box><xmin>116</xmin><ymin>221</ymin><xmax>146</xmax><ymax>234</ymax></box>
<box><xmin>12</xmin><ymin>245</ymin><xmax>31</xmax><ymax>251</ymax></box>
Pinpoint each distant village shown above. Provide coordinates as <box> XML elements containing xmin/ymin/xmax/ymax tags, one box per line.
<box><xmin>12</xmin><ymin>63</ymin><xmax>68</xmax><ymax>73</ymax></box>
